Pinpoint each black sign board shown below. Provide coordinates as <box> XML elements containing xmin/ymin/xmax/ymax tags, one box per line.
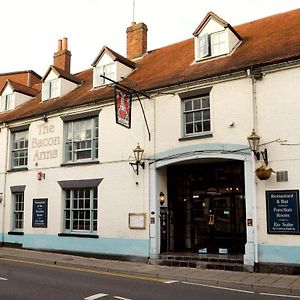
<box><xmin>32</xmin><ymin>198</ymin><xmax>48</xmax><ymax>228</ymax></box>
<box><xmin>266</xmin><ymin>190</ymin><xmax>300</xmax><ymax>234</ymax></box>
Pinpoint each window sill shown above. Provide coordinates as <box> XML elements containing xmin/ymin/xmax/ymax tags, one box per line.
<box><xmin>60</xmin><ymin>160</ymin><xmax>99</xmax><ymax>167</ymax></box>
<box><xmin>8</xmin><ymin>231</ymin><xmax>24</xmax><ymax>235</ymax></box>
<box><xmin>179</xmin><ymin>133</ymin><xmax>213</xmax><ymax>141</ymax></box>
<box><xmin>58</xmin><ymin>233</ymin><xmax>99</xmax><ymax>239</ymax></box>
<box><xmin>7</xmin><ymin>167</ymin><xmax>28</xmax><ymax>173</ymax></box>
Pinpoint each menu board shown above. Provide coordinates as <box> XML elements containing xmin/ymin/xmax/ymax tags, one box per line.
<box><xmin>266</xmin><ymin>190</ymin><xmax>299</xmax><ymax>234</ymax></box>
<box><xmin>32</xmin><ymin>198</ymin><xmax>48</xmax><ymax>228</ymax></box>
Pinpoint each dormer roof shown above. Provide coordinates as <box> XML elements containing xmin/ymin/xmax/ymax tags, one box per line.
<box><xmin>193</xmin><ymin>11</ymin><xmax>242</xmax><ymax>40</ymax></box>
<box><xmin>0</xmin><ymin>79</ymin><xmax>39</xmax><ymax>97</ymax></box>
<box><xmin>42</xmin><ymin>65</ymin><xmax>82</xmax><ymax>84</ymax></box>
<box><xmin>92</xmin><ymin>46</ymin><xmax>136</xmax><ymax>69</ymax></box>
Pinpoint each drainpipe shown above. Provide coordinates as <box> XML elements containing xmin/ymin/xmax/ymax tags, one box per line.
<box><xmin>1</xmin><ymin>124</ymin><xmax>9</xmax><ymax>246</ymax></box>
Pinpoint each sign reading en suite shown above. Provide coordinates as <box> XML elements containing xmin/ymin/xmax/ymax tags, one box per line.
<box><xmin>266</xmin><ymin>190</ymin><xmax>300</xmax><ymax>234</ymax></box>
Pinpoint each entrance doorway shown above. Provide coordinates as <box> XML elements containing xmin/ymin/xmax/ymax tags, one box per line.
<box><xmin>164</xmin><ymin>160</ymin><xmax>246</xmax><ymax>254</ymax></box>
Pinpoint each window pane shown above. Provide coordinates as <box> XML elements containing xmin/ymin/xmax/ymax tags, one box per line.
<box><xmin>193</xmin><ymin>99</ymin><xmax>200</xmax><ymax>110</ymax></box>
<box><xmin>203</xmin><ymin>121</ymin><xmax>211</xmax><ymax>132</ymax></box>
<box><xmin>203</xmin><ymin>109</ymin><xmax>210</xmax><ymax>120</ymax></box>
<box><xmin>185</xmin><ymin>112</ymin><xmax>193</xmax><ymax>123</ymax></box>
<box><xmin>186</xmin><ymin>123</ymin><xmax>193</xmax><ymax>134</ymax></box>
<box><xmin>184</xmin><ymin>100</ymin><xmax>192</xmax><ymax>112</ymax></box>
<box><xmin>194</xmin><ymin>122</ymin><xmax>202</xmax><ymax>133</ymax></box>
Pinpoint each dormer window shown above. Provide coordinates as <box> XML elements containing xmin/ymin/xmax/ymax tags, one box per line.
<box><xmin>1</xmin><ymin>93</ymin><xmax>14</xmax><ymax>111</ymax></box>
<box><xmin>92</xmin><ymin>46</ymin><xmax>136</xmax><ymax>89</ymax></box>
<box><xmin>194</xmin><ymin>12</ymin><xmax>241</xmax><ymax>62</ymax></box>
<box><xmin>43</xmin><ymin>79</ymin><xmax>60</xmax><ymax>100</ymax></box>
<box><xmin>41</xmin><ymin>66</ymin><xmax>81</xmax><ymax>101</ymax></box>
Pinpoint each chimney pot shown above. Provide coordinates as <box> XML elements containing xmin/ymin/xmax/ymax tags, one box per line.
<box><xmin>62</xmin><ymin>37</ymin><xmax>68</xmax><ymax>50</ymax></box>
<box><xmin>57</xmin><ymin>39</ymin><xmax>62</xmax><ymax>51</ymax></box>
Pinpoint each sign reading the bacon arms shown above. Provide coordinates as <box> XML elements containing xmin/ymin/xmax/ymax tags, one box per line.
<box><xmin>115</xmin><ymin>88</ymin><xmax>132</xmax><ymax>128</ymax></box>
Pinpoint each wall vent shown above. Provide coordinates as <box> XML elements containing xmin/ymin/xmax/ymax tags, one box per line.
<box><xmin>276</xmin><ymin>171</ymin><xmax>288</xmax><ymax>182</ymax></box>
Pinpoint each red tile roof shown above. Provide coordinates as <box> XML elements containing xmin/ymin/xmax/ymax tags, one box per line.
<box><xmin>1</xmin><ymin>8</ymin><xmax>300</xmax><ymax>123</ymax></box>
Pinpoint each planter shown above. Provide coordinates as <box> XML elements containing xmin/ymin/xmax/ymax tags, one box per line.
<box><xmin>255</xmin><ymin>167</ymin><xmax>273</xmax><ymax>180</ymax></box>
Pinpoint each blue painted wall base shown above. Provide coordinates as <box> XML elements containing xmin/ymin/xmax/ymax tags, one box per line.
<box><xmin>2</xmin><ymin>233</ymin><xmax>149</xmax><ymax>258</ymax></box>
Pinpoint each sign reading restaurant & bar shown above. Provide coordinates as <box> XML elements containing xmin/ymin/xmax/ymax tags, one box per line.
<box><xmin>266</xmin><ymin>190</ymin><xmax>300</xmax><ymax>234</ymax></box>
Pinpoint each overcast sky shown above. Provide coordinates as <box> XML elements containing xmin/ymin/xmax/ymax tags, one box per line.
<box><xmin>1</xmin><ymin>0</ymin><xmax>299</xmax><ymax>76</ymax></box>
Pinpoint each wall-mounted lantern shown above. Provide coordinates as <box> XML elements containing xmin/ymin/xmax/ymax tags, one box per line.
<box><xmin>129</xmin><ymin>144</ymin><xmax>145</xmax><ymax>175</ymax></box>
<box><xmin>247</xmin><ymin>129</ymin><xmax>268</xmax><ymax>165</ymax></box>
<box><xmin>159</xmin><ymin>192</ymin><xmax>165</xmax><ymax>206</ymax></box>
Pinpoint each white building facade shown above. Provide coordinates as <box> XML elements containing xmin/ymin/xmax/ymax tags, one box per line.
<box><xmin>0</xmin><ymin>9</ymin><xmax>300</xmax><ymax>273</ymax></box>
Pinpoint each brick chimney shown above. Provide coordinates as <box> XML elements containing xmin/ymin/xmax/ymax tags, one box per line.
<box><xmin>53</xmin><ymin>37</ymin><xmax>71</xmax><ymax>73</ymax></box>
<box><xmin>126</xmin><ymin>22</ymin><xmax>148</xmax><ymax>60</ymax></box>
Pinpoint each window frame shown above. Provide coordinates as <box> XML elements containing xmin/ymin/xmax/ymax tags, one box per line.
<box><xmin>12</xmin><ymin>192</ymin><xmax>24</xmax><ymax>232</ymax></box>
<box><xmin>11</xmin><ymin>129</ymin><xmax>29</xmax><ymax>169</ymax></box>
<box><xmin>43</xmin><ymin>78</ymin><xmax>60</xmax><ymax>100</ymax></box>
<box><xmin>180</xmin><ymin>88</ymin><xmax>212</xmax><ymax>138</ymax></box>
<box><xmin>63</xmin><ymin>187</ymin><xmax>98</xmax><ymax>234</ymax></box>
<box><xmin>64</xmin><ymin>116</ymin><xmax>99</xmax><ymax>164</ymax></box>
<box><xmin>94</xmin><ymin>63</ymin><xmax>115</xmax><ymax>87</ymax></box>
<box><xmin>1</xmin><ymin>93</ymin><xmax>14</xmax><ymax>111</ymax></box>
<box><xmin>197</xmin><ymin>30</ymin><xmax>227</xmax><ymax>60</ymax></box>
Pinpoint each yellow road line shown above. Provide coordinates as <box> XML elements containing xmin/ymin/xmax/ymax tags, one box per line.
<box><xmin>0</xmin><ymin>257</ymin><xmax>167</xmax><ymax>283</ymax></box>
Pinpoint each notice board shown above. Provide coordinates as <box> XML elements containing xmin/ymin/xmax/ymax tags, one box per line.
<box><xmin>32</xmin><ymin>198</ymin><xmax>48</xmax><ymax>228</ymax></box>
<box><xmin>266</xmin><ymin>190</ymin><xmax>300</xmax><ymax>234</ymax></box>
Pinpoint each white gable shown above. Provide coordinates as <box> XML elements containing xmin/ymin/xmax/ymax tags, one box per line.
<box><xmin>96</xmin><ymin>52</ymin><xmax>114</xmax><ymax>67</ymax></box>
<box><xmin>2</xmin><ymin>84</ymin><xmax>14</xmax><ymax>95</ymax></box>
<box><xmin>198</xmin><ymin>18</ymin><xmax>225</xmax><ymax>36</ymax></box>
<box><xmin>44</xmin><ymin>69</ymin><xmax>59</xmax><ymax>81</ymax></box>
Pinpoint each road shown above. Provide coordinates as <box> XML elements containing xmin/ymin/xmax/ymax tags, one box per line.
<box><xmin>0</xmin><ymin>258</ymin><xmax>298</xmax><ymax>300</ymax></box>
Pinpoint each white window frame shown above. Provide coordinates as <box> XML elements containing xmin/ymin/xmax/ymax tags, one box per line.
<box><xmin>64</xmin><ymin>117</ymin><xmax>99</xmax><ymax>163</ymax></box>
<box><xmin>197</xmin><ymin>30</ymin><xmax>227</xmax><ymax>60</ymax></box>
<box><xmin>11</xmin><ymin>130</ymin><xmax>28</xmax><ymax>169</ymax></box>
<box><xmin>210</xmin><ymin>31</ymin><xmax>226</xmax><ymax>56</ymax></box>
<box><xmin>183</xmin><ymin>95</ymin><xmax>211</xmax><ymax>136</ymax></box>
<box><xmin>64</xmin><ymin>187</ymin><xmax>98</xmax><ymax>233</ymax></box>
<box><xmin>12</xmin><ymin>192</ymin><xmax>24</xmax><ymax>231</ymax></box>
<box><xmin>1</xmin><ymin>93</ymin><xmax>14</xmax><ymax>111</ymax></box>
<box><xmin>43</xmin><ymin>79</ymin><xmax>60</xmax><ymax>100</ymax></box>
<box><xmin>94</xmin><ymin>63</ymin><xmax>115</xmax><ymax>87</ymax></box>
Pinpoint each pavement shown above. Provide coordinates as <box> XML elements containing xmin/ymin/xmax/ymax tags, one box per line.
<box><xmin>1</xmin><ymin>247</ymin><xmax>300</xmax><ymax>296</ymax></box>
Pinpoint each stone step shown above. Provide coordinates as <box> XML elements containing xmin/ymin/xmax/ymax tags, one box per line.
<box><xmin>156</xmin><ymin>258</ymin><xmax>245</xmax><ymax>272</ymax></box>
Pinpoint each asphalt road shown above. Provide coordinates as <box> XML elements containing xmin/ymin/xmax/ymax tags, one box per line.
<box><xmin>0</xmin><ymin>259</ymin><xmax>298</xmax><ymax>300</ymax></box>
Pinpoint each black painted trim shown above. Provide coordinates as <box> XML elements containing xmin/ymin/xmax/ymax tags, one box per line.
<box><xmin>10</xmin><ymin>185</ymin><xmax>26</xmax><ymax>193</ymax></box>
<box><xmin>60</xmin><ymin>109</ymin><xmax>101</xmax><ymax>122</ymax></box>
<box><xmin>9</xmin><ymin>124</ymin><xmax>30</xmax><ymax>133</ymax></box>
<box><xmin>179</xmin><ymin>133</ymin><xmax>213</xmax><ymax>141</ymax></box>
<box><xmin>8</xmin><ymin>231</ymin><xmax>24</xmax><ymax>236</ymax></box>
<box><xmin>58</xmin><ymin>233</ymin><xmax>99</xmax><ymax>239</ymax></box>
<box><xmin>58</xmin><ymin>178</ymin><xmax>103</xmax><ymax>189</ymax></box>
<box><xmin>179</xmin><ymin>87</ymin><xmax>212</xmax><ymax>100</ymax></box>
